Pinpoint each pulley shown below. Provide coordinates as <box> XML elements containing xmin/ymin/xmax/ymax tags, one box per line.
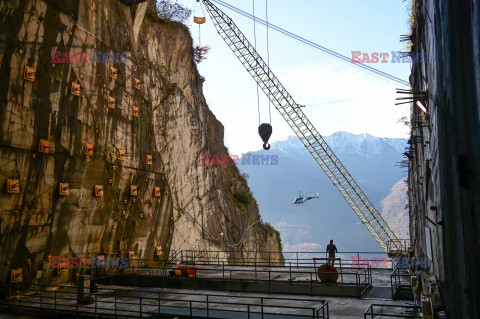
<box><xmin>194</xmin><ymin>17</ymin><xmax>206</xmax><ymax>24</ymax></box>
<box><xmin>258</xmin><ymin>123</ymin><xmax>273</xmax><ymax>150</ymax></box>
<box><xmin>194</xmin><ymin>0</ymin><xmax>206</xmax><ymax>25</ymax></box>
<box><xmin>193</xmin><ymin>0</ymin><xmax>206</xmax><ymax>44</ymax></box>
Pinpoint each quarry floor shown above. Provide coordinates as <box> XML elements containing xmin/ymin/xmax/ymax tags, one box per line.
<box><xmin>0</xmin><ymin>288</ymin><xmax>414</xmax><ymax>319</ymax></box>
<box><xmin>0</xmin><ymin>269</ymin><xmax>417</xmax><ymax>318</ymax></box>
<box><xmin>98</xmin><ymin>286</ymin><xmax>415</xmax><ymax>318</ymax></box>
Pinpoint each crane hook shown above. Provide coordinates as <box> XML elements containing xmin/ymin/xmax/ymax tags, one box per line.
<box><xmin>258</xmin><ymin>123</ymin><xmax>273</xmax><ymax>150</ymax></box>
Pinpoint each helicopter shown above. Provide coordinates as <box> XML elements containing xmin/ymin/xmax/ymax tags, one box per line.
<box><xmin>292</xmin><ymin>191</ymin><xmax>320</xmax><ymax>205</ymax></box>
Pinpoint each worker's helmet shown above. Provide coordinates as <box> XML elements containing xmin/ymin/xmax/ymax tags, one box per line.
<box><xmin>330</xmin><ymin>240</ymin><xmax>333</xmax><ymax>243</ymax></box>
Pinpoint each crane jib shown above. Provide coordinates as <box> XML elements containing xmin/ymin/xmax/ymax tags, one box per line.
<box><xmin>201</xmin><ymin>0</ymin><xmax>404</xmax><ymax>255</ymax></box>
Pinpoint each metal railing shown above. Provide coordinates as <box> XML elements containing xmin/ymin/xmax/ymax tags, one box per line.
<box><xmin>95</xmin><ymin>262</ymin><xmax>372</xmax><ymax>298</ymax></box>
<box><xmin>168</xmin><ymin>249</ymin><xmax>182</xmax><ymax>264</ymax></box>
<box><xmin>387</xmin><ymin>239</ymin><xmax>410</xmax><ymax>257</ymax></box>
<box><xmin>357</xmin><ymin>267</ymin><xmax>373</xmax><ymax>297</ymax></box>
<box><xmin>1</xmin><ymin>284</ymin><xmax>329</xmax><ymax>318</ymax></box>
<box><xmin>364</xmin><ymin>303</ymin><xmax>421</xmax><ymax>318</ymax></box>
<box><xmin>390</xmin><ymin>264</ymin><xmax>412</xmax><ymax>299</ymax></box>
<box><xmin>315</xmin><ymin>301</ymin><xmax>330</xmax><ymax>319</ymax></box>
<box><xmin>166</xmin><ymin>250</ymin><xmax>393</xmax><ymax>269</ymax></box>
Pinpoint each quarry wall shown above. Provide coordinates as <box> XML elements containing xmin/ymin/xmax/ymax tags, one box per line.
<box><xmin>408</xmin><ymin>0</ymin><xmax>480</xmax><ymax>317</ymax></box>
<box><xmin>0</xmin><ymin>0</ymin><xmax>283</xmax><ymax>286</ymax></box>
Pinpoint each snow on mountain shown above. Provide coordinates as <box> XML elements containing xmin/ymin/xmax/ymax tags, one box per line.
<box><xmin>241</xmin><ymin>132</ymin><xmax>409</xmax><ymax>252</ymax></box>
<box><xmin>272</xmin><ymin>132</ymin><xmax>406</xmax><ymax>162</ymax></box>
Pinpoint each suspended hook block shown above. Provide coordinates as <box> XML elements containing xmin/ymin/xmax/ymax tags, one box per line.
<box><xmin>153</xmin><ymin>187</ymin><xmax>161</xmax><ymax>197</ymax></box>
<box><xmin>146</xmin><ymin>155</ymin><xmax>153</xmax><ymax>165</ymax></box>
<box><xmin>258</xmin><ymin>123</ymin><xmax>273</xmax><ymax>150</ymax></box>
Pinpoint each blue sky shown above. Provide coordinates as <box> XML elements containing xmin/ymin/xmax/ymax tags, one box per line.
<box><xmin>176</xmin><ymin>0</ymin><xmax>412</xmax><ymax>153</ymax></box>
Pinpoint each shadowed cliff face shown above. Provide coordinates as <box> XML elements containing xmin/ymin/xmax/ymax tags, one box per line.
<box><xmin>381</xmin><ymin>178</ymin><xmax>408</xmax><ymax>240</ymax></box>
<box><xmin>0</xmin><ymin>0</ymin><xmax>282</xmax><ymax>286</ymax></box>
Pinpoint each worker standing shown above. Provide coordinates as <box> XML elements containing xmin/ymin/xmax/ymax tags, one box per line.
<box><xmin>326</xmin><ymin>240</ymin><xmax>338</xmax><ymax>266</ymax></box>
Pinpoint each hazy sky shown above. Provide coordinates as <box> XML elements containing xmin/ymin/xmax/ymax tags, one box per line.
<box><xmin>176</xmin><ymin>0</ymin><xmax>412</xmax><ymax>154</ymax></box>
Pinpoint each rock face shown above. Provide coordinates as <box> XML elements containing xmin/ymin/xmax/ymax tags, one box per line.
<box><xmin>407</xmin><ymin>0</ymin><xmax>480</xmax><ymax>316</ymax></box>
<box><xmin>381</xmin><ymin>178</ymin><xmax>408</xmax><ymax>240</ymax></box>
<box><xmin>0</xmin><ymin>0</ymin><xmax>282</xmax><ymax>286</ymax></box>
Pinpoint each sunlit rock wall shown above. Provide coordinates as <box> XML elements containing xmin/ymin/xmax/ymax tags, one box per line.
<box><xmin>0</xmin><ymin>0</ymin><xmax>283</xmax><ymax>286</ymax></box>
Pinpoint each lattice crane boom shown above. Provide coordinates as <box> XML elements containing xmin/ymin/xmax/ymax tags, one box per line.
<box><xmin>201</xmin><ymin>0</ymin><xmax>404</xmax><ymax>255</ymax></box>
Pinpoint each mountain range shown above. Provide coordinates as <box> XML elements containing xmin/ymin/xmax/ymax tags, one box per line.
<box><xmin>240</xmin><ymin>132</ymin><xmax>409</xmax><ymax>253</ymax></box>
